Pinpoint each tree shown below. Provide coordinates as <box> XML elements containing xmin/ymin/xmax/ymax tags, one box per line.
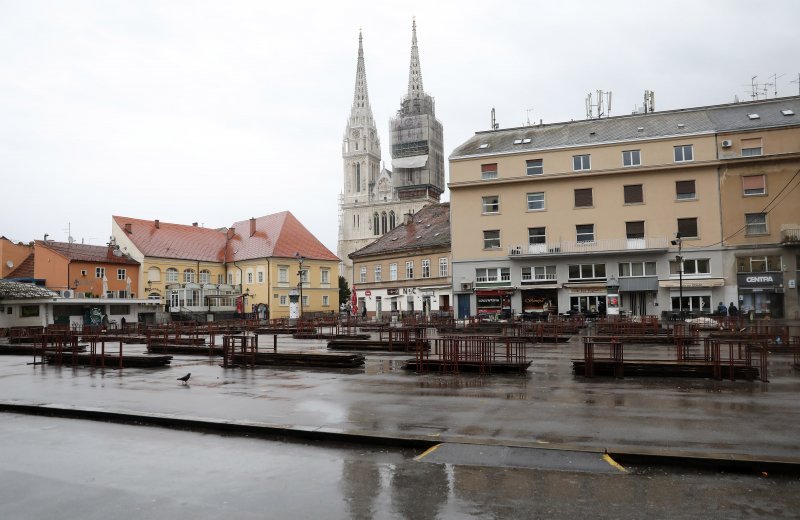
<box><xmin>339</xmin><ymin>275</ymin><xmax>351</xmax><ymax>306</ymax></box>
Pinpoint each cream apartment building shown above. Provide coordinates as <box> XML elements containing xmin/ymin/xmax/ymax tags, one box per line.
<box><xmin>449</xmin><ymin>96</ymin><xmax>800</xmax><ymax>319</ymax></box>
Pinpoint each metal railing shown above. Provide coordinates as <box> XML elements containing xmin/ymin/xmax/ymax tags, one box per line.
<box><xmin>509</xmin><ymin>236</ymin><xmax>669</xmax><ymax>256</ymax></box>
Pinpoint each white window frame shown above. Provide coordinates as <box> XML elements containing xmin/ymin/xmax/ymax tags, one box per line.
<box><xmin>528</xmin><ymin>227</ymin><xmax>546</xmax><ymax>245</ymax></box>
<box><xmin>422</xmin><ymin>259</ymin><xmax>430</xmax><ymax>278</ymax></box>
<box><xmin>576</xmin><ymin>224</ymin><xmax>595</xmax><ymax>243</ymax></box>
<box><xmin>439</xmin><ymin>257</ymin><xmax>448</xmax><ymax>277</ymax></box>
<box><xmin>405</xmin><ymin>261</ymin><xmax>414</xmax><ymax>280</ymax></box>
<box><xmin>96</xmin><ymin>267</ymin><xmax>105</xmax><ymax>279</ymax></box>
<box><xmin>117</xmin><ymin>268</ymin><xmax>126</xmax><ymax>281</ymax></box>
<box><xmin>674</xmin><ymin>144</ymin><xmax>694</xmax><ymax>162</ymax></box>
<box><xmin>302</xmin><ymin>295</ymin><xmax>309</xmax><ymax>307</ymax></box>
<box><xmin>321</xmin><ymin>269</ymin><xmax>330</xmax><ymax>284</ymax></box>
<box><xmin>483</xmin><ymin>230</ymin><xmax>501</xmax><ymax>249</ymax></box>
<box><xmin>741</xmin><ymin>138</ymin><xmax>763</xmax><ymax>157</ymax></box>
<box><xmin>279</xmin><ymin>266</ymin><xmax>288</xmax><ymax>283</ymax></box>
<box><xmin>742</xmin><ymin>174</ymin><xmax>766</xmax><ymax>196</ymax></box>
<box><xmin>521</xmin><ymin>265</ymin><xmax>556</xmax><ymax>281</ymax></box>
<box><xmin>183</xmin><ymin>269</ymin><xmax>195</xmax><ymax>283</ymax></box>
<box><xmin>482</xmin><ymin>195</ymin><xmax>500</xmax><ymax>214</ymax></box>
<box><xmin>568</xmin><ymin>263</ymin><xmax>606</xmax><ymax>280</ymax></box>
<box><xmin>526</xmin><ymin>192</ymin><xmax>545</xmax><ymax>211</ymax></box>
<box><xmin>360</xmin><ymin>266</ymin><xmax>367</xmax><ymax>283</ymax></box>
<box><xmin>257</xmin><ymin>270</ymin><xmax>264</xmax><ymax>283</ymax></box>
<box><xmin>165</xmin><ymin>268</ymin><xmax>178</xmax><ymax>282</ymax></box>
<box><xmin>671</xmin><ymin>258</ymin><xmax>711</xmax><ymax>276</ymax></box>
<box><xmin>622</xmin><ymin>149</ymin><xmax>641</xmax><ymax>167</ymax></box>
<box><xmin>390</xmin><ymin>263</ymin><xmax>398</xmax><ymax>281</ymax></box>
<box><xmin>374</xmin><ymin>265</ymin><xmax>382</xmax><ymax>282</ymax></box>
<box><xmin>526</xmin><ymin>159</ymin><xmax>543</xmax><ymax>176</ymax></box>
<box><xmin>745</xmin><ymin>213</ymin><xmax>768</xmax><ymax>235</ymax></box>
<box><xmin>322</xmin><ymin>295</ymin><xmax>330</xmax><ymax>307</ymax></box>
<box><xmin>573</xmin><ymin>154</ymin><xmax>591</xmax><ymax>171</ymax></box>
<box><xmin>280</xmin><ymin>295</ymin><xmax>288</xmax><ymax>306</ymax></box>
<box><xmin>618</xmin><ymin>261</ymin><xmax>657</xmax><ymax>277</ymax></box>
<box><xmin>475</xmin><ymin>267</ymin><xmax>511</xmax><ymax>283</ymax></box>
<box><xmin>481</xmin><ymin>163</ymin><xmax>498</xmax><ymax>180</ymax></box>
<box><xmin>199</xmin><ymin>270</ymin><xmax>211</xmax><ymax>284</ymax></box>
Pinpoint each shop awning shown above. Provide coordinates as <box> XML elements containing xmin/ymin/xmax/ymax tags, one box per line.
<box><xmin>392</xmin><ymin>155</ymin><xmax>428</xmax><ymax>169</ymax></box>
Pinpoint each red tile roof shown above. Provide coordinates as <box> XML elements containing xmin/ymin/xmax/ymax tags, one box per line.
<box><xmin>36</xmin><ymin>240</ymin><xmax>140</xmax><ymax>265</ymax></box>
<box><xmin>114</xmin><ymin>212</ymin><xmax>338</xmax><ymax>264</ymax></box>
<box><xmin>5</xmin><ymin>253</ymin><xmax>35</xmax><ymax>278</ymax></box>
<box><xmin>228</xmin><ymin>212</ymin><xmax>339</xmax><ymax>262</ymax></box>
<box><xmin>113</xmin><ymin>216</ymin><xmax>228</xmax><ymax>262</ymax></box>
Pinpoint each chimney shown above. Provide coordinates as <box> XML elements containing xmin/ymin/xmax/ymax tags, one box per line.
<box><xmin>403</xmin><ymin>212</ymin><xmax>414</xmax><ymax>225</ymax></box>
<box><xmin>124</xmin><ymin>223</ymin><xmax>132</xmax><ymax>234</ymax></box>
<box><xmin>249</xmin><ymin>217</ymin><xmax>256</xmax><ymax>237</ymax></box>
<box><xmin>154</xmin><ymin>219</ymin><xmax>160</xmax><ymax>229</ymax></box>
<box><xmin>192</xmin><ymin>222</ymin><xmax>198</xmax><ymax>227</ymax></box>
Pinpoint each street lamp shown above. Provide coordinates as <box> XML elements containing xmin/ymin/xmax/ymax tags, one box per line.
<box><xmin>295</xmin><ymin>252</ymin><xmax>305</xmax><ymax>319</ymax></box>
<box><xmin>671</xmin><ymin>234</ymin><xmax>684</xmax><ymax>320</ymax></box>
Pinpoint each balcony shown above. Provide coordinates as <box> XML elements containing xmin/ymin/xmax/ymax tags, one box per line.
<box><xmin>781</xmin><ymin>228</ymin><xmax>800</xmax><ymax>245</ymax></box>
<box><xmin>509</xmin><ymin>237</ymin><xmax>669</xmax><ymax>258</ymax></box>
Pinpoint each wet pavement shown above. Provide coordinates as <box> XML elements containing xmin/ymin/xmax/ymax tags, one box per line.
<box><xmin>1</xmin><ymin>330</ymin><xmax>799</xmax><ymax>464</ymax></box>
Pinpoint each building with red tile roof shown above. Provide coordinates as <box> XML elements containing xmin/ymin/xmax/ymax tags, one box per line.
<box><xmin>112</xmin><ymin>212</ymin><xmax>339</xmax><ymax>320</ymax></box>
<box><xmin>349</xmin><ymin>203</ymin><xmax>451</xmax><ymax>318</ymax></box>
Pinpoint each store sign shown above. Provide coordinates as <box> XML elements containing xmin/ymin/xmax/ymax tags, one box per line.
<box><xmin>738</xmin><ymin>273</ymin><xmax>782</xmax><ymax>288</ymax></box>
<box><xmin>387</xmin><ymin>288</ymin><xmax>399</xmax><ymax>296</ymax></box>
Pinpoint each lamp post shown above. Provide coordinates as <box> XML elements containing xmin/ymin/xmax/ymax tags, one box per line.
<box><xmin>671</xmin><ymin>234</ymin><xmax>684</xmax><ymax>320</ymax></box>
<box><xmin>295</xmin><ymin>252</ymin><xmax>305</xmax><ymax>319</ymax></box>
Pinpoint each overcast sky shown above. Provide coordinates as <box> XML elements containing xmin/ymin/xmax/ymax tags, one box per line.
<box><xmin>1</xmin><ymin>0</ymin><xmax>798</xmax><ymax>254</ymax></box>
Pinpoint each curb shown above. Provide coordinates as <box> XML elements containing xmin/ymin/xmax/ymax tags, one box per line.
<box><xmin>2</xmin><ymin>403</ymin><xmax>799</xmax><ymax>475</ymax></box>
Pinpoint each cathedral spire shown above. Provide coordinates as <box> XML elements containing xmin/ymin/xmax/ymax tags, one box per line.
<box><xmin>406</xmin><ymin>18</ymin><xmax>424</xmax><ymax>100</ymax></box>
<box><xmin>350</xmin><ymin>30</ymin><xmax>373</xmax><ymax>121</ymax></box>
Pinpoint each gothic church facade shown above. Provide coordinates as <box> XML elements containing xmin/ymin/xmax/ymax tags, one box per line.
<box><xmin>337</xmin><ymin>20</ymin><xmax>445</xmax><ymax>283</ymax></box>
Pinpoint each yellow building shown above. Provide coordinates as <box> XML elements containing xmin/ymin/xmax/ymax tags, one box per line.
<box><xmin>449</xmin><ymin>96</ymin><xmax>800</xmax><ymax>319</ymax></box>
<box><xmin>112</xmin><ymin>213</ymin><xmax>339</xmax><ymax>321</ymax></box>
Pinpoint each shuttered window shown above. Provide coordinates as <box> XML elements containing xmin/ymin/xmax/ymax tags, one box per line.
<box><xmin>624</xmin><ymin>184</ymin><xmax>643</xmax><ymax>204</ymax></box>
<box><xmin>742</xmin><ymin>174</ymin><xmax>766</xmax><ymax>196</ymax></box>
<box><xmin>675</xmin><ymin>180</ymin><xmax>696</xmax><ymax>200</ymax></box>
<box><xmin>481</xmin><ymin>163</ymin><xmax>498</xmax><ymax>180</ymax></box>
<box><xmin>626</xmin><ymin>221</ymin><xmax>645</xmax><ymax>239</ymax></box>
<box><xmin>574</xmin><ymin>188</ymin><xmax>593</xmax><ymax>207</ymax></box>
<box><xmin>677</xmin><ymin>218</ymin><xmax>698</xmax><ymax>238</ymax></box>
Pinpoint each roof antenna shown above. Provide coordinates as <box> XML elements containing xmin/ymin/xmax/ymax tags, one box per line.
<box><xmin>491</xmin><ymin>107</ymin><xmax>498</xmax><ymax>130</ymax></box>
<box><xmin>526</xmin><ymin>108</ymin><xmax>534</xmax><ymax>126</ymax></box>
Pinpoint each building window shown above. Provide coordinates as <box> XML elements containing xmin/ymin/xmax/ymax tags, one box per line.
<box><xmin>568</xmin><ymin>263</ymin><xmax>606</xmax><ymax>280</ymax></box>
<box><xmin>199</xmin><ymin>270</ymin><xmax>211</xmax><ymax>284</ymax></box>
<box><xmin>217</xmin><ymin>274</ymin><xmax>224</xmax><ymax>284</ymax></box>
<box><xmin>165</xmin><ymin>268</ymin><xmax>178</xmax><ymax>282</ymax></box>
<box><xmin>674</xmin><ymin>144</ymin><xmax>694</xmax><ymax>162</ymax></box>
<box><xmin>476</xmin><ymin>267</ymin><xmax>511</xmax><ymax>283</ymax></box>
<box><xmin>302</xmin><ymin>295</ymin><xmax>309</xmax><ymax>307</ymax></box>
<box><xmin>227</xmin><ymin>273</ymin><xmax>233</xmax><ymax>285</ymax></box>
<box><xmin>622</xmin><ymin>150</ymin><xmax>641</xmax><ymax>167</ymax></box>
<box><xmin>389</xmin><ymin>211</ymin><xmax>396</xmax><ymax>230</ymax></box>
<box><xmin>623</xmin><ymin>184</ymin><xmax>643</xmax><ymax>204</ymax></box>
<box><xmin>321</xmin><ymin>269</ymin><xmax>330</xmax><ymax>284</ymax></box>
<box><xmin>96</xmin><ymin>267</ymin><xmax>105</xmax><ymax>279</ymax></box>
<box><xmin>675</xmin><ymin>180</ymin><xmax>696</xmax><ymax>200</ymax></box>
<box><xmin>322</xmin><ymin>295</ymin><xmax>330</xmax><ymax>307</ymax></box>
<box><xmin>147</xmin><ymin>267</ymin><xmax>161</xmax><ymax>282</ymax></box>
<box><xmin>741</xmin><ymin>138</ymin><xmax>763</xmax><ymax>157</ymax></box>
<box><xmin>619</xmin><ymin>261</ymin><xmax>656</xmax><ymax>277</ymax></box>
<box><xmin>117</xmin><ymin>268</ymin><xmax>126</xmax><ymax>280</ymax></box>
<box><xmin>405</xmin><ymin>261</ymin><xmax>414</xmax><ymax>279</ymax></box>
<box><xmin>246</xmin><ymin>271</ymin><xmax>253</xmax><ymax>284</ymax></box>
<box><xmin>360</xmin><ymin>267</ymin><xmax>367</xmax><ymax>283</ymax></box>
<box><xmin>183</xmin><ymin>269</ymin><xmax>195</xmax><ymax>283</ymax></box>
<box><xmin>671</xmin><ymin>258</ymin><xmax>710</xmax><ymax>275</ymax></box>
<box><xmin>745</xmin><ymin>213</ymin><xmax>768</xmax><ymax>235</ymax></box>
<box><xmin>280</xmin><ymin>295</ymin><xmax>287</xmax><ymax>306</ymax></box>
<box><xmin>483</xmin><ymin>230</ymin><xmax>501</xmax><ymax>249</ymax></box>
<box><xmin>439</xmin><ymin>257</ymin><xmax>448</xmax><ymax>277</ymax></box>
<box><xmin>736</xmin><ymin>255</ymin><xmax>782</xmax><ymax>273</ymax></box>
<box><xmin>279</xmin><ymin>267</ymin><xmax>288</xmax><ymax>283</ymax></box>
<box><xmin>354</xmin><ymin>163</ymin><xmax>361</xmax><ymax>192</ymax></box>
<box><xmin>527</xmin><ymin>192</ymin><xmax>545</xmax><ymax>211</ymax></box>
<box><xmin>573</xmin><ymin>154</ymin><xmax>590</xmax><ymax>171</ymax></box>
<box><xmin>576</xmin><ymin>224</ymin><xmax>595</xmax><ymax>242</ymax></box>
<box><xmin>481</xmin><ymin>163</ymin><xmax>498</xmax><ymax>180</ymax></box>
<box><xmin>743</xmin><ymin>174</ymin><xmax>766</xmax><ymax>196</ymax></box>
<box><xmin>482</xmin><ymin>195</ymin><xmax>500</xmax><ymax>214</ymax></box>
<box><xmin>374</xmin><ymin>265</ymin><xmax>382</xmax><ymax>282</ymax></box>
<box><xmin>390</xmin><ymin>263</ymin><xmax>397</xmax><ymax>281</ymax></box>
<box><xmin>421</xmin><ymin>259</ymin><xmax>430</xmax><ymax>278</ymax></box>
<box><xmin>526</xmin><ymin>159</ymin><xmax>543</xmax><ymax>176</ymax></box>
<box><xmin>625</xmin><ymin>221</ymin><xmax>645</xmax><ymax>239</ymax></box>
<box><xmin>521</xmin><ymin>265</ymin><xmax>556</xmax><ymax>281</ymax></box>
<box><xmin>528</xmin><ymin>227</ymin><xmax>546</xmax><ymax>245</ymax></box>
<box><xmin>257</xmin><ymin>270</ymin><xmax>264</xmax><ymax>283</ymax></box>
<box><xmin>299</xmin><ymin>269</ymin><xmax>309</xmax><ymax>284</ymax></box>
<box><xmin>373</xmin><ymin>213</ymin><xmax>380</xmax><ymax>236</ymax></box>
<box><xmin>677</xmin><ymin>217</ymin><xmax>698</xmax><ymax>238</ymax></box>
<box><xmin>381</xmin><ymin>212</ymin><xmax>388</xmax><ymax>234</ymax></box>
<box><xmin>20</xmin><ymin>305</ymin><xmax>40</xmax><ymax>318</ymax></box>
<box><xmin>574</xmin><ymin>188</ymin><xmax>593</xmax><ymax>207</ymax></box>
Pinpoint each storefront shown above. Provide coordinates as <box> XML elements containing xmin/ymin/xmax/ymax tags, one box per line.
<box><xmin>618</xmin><ymin>276</ymin><xmax>659</xmax><ymax>316</ymax></box>
<box><xmin>659</xmin><ymin>278</ymin><xmax>724</xmax><ymax>317</ymax></box>
<box><xmin>737</xmin><ymin>273</ymin><xmax>784</xmax><ymax>319</ymax></box>
<box><xmin>563</xmin><ymin>284</ymin><xmax>607</xmax><ymax>315</ymax></box>
<box><xmin>475</xmin><ymin>290</ymin><xmax>512</xmax><ymax>316</ymax></box>
<box><xmin>521</xmin><ymin>288</ymin><xmax>558</xmax><ymax>316</ymax></box>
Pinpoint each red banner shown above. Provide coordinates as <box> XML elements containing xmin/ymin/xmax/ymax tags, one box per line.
<box><xmin>351</xmin><ymin>287</ymin><xmax>358</xmax><ymax>315</ymax></box>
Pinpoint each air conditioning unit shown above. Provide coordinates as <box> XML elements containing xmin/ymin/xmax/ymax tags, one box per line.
<box><xmin>721</xmin><ymin>140</ymin><xmax>732</xmax><ymax>148</ymax></box>
<box><xmin>460</xmin><ymin>282</ymin><xmax>473</xmax><ymax>291</ymax></box>
<box><xmin>61</xmin><ymin>290</ymin><xmax>74</xmax><ymax>298</ymax></box>
<box><xmin>76</xmin><ymin>292</ymin><xmax>86</xmax><ymax>298</ymax></box>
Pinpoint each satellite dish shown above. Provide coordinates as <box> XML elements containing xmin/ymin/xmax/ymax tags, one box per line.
<box><xmin>6</xmin><ymin>260</ymin><xmax>13</xmax><ymax>268</ymax></box>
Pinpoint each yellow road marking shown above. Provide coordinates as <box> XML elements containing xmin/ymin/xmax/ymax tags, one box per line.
<box><xmin>414</xmin><ymin>444</ymin><xmax>442</xmax><ymax>461</ymax></box>
<box><xmin>602</xmin><ymin>453</ymin><xmax>628</xmax><ymax>473</ymax></box>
